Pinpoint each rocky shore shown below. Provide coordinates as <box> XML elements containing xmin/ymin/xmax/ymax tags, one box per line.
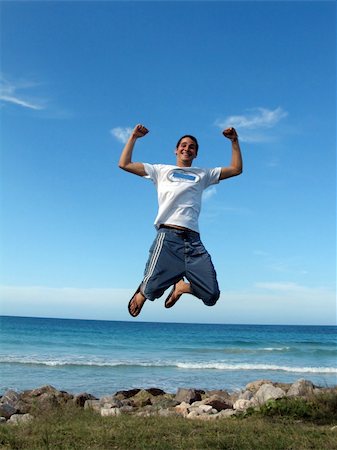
<box><xmin>1</xmin><ymin>379</ymin><xmax>336</xmax><ymax>425</ymax></box>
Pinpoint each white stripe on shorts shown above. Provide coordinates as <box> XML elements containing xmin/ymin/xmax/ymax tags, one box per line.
<box><xmin>142</xmin><ymin>232</ymin><xmax>165</xmax><ymax>293</ymax></box>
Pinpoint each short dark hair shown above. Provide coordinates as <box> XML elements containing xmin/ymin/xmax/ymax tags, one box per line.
<box><xmin>176</xmin><ymin>135</ymin><xmax>199</xmax><ymax>153</ymax></box>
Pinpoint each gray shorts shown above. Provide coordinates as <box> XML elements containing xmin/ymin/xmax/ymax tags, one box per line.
<box><xmin>140</xmin><ymin>227</ymin><xmax>220</xmax><ymax>306</ymax></box>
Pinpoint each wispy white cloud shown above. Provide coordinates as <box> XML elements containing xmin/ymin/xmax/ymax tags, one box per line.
<box><xmin>222</xmin><ymin>107</ymin><xmax>288</xmax><ymax>130</ymax></box>
<box><xmin>255</xmin><ymin>281</ymin><xmax>308</xmax><ymax>292</ymax></box>
<box><xmin>110</xmin><ymin>126</ymin><xmax>133</xmax><ymax>144</ymax></box>
<box><xmin>0</xmin><ymin>76</ymin><xmax>46</xmax><ymax>110</ymax></box>
<box><xmin>215</xmin><ymin>107</ymin><xmax>288</xmax><ymax>143</ymax></box>
<box><xmin>253</xmin><ymin>250</ymin><xmax>310</xmax><ymax>276</ymax></box>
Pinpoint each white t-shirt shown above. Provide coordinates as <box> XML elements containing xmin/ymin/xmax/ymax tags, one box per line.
<box><xmin>143</xmin><ymin>163</ymin><xmax>221</xmax><ymax>233</ymax></box>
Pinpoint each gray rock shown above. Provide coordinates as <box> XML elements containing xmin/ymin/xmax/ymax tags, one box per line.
<box><xmin>197</xmin><ymin>404</ymin><xmax>214</xmax><ymax>414</ymax></box>
<box><xmin>205</xmin><ymin>389</ymin><xmax>231</xmax><ymax>400</ymax></box>
<box><xmin>246</xmin><ymin>380</ymin><xmax>273</xmax><ymax>393</ymax></box>
<box><xmin>0</xmin><ymin>389</ymin><xmax>31</xmax><ymax>415</ymax></box>
<box><xmin>0</xmin><ymin>403</ymin><xmax>17</xmax><ymax>419</ymax></box>
<box><xmin>131</xmin><ymin>389</ymin><xmax>154</xmax><ymax>407</ymax></box>
<box><xmin>254</xmin><ymin>384</ymin><xmax>286</xmax><ymax>405</ymax></box>
<box><xmin>287</xmin><ymin>379</ymin><xmax>315</xmax><ymax>398</ymax></box>
<box><xmin>175</xmin><ymin>388</ymin><xmax>201</xmax><ymax>404</ymax></box>
<box><xmin>233</xmin><ymin>399</ymin><xmax>253</xmax><ymax>411</ymax></box>
<box><xmin>99</xmin><ymin>395</ymin><xmax>116</xmax><ymax>404</ymax></box>
<box><xmin>100</xmin><ymin>407</ymin><xmax>121</xmax><ymax>417</ymax></box>
<box><xmin>218</xmin><ymin>409</ymin><xmax>237</xmax><ymax>418</ymax></box>
<box><xmin>20</xmin><ymin>385</ymin><xmax>73</xmax><ymax>413</ymax></box>
<box><xmin>1</xmin><ymin>389</ymin><xmax>21</xmax><ymax>406</ymax></box>
<box><xmin>238</xmin><ymin>390</ymin><xmax>254</xmax><ymax>401</ymax></box>
<box><xmin>84</xmin><ymin>399</ymin><xmax>101</xmax><ymax>412</ymax></box>
<box><xmin>150</xmin><ymin>395</ymin><xmax>179</xmax><ymax>409</ymax></box>
<box><xmin>119</xmin><ymin>405</ymin><xmax>134</xmax><ymax>414</ymax></box>
<box><xmin>7</xmin><ymin>413</ymin><xmax>34</xmax><ymax>425</ymax></box>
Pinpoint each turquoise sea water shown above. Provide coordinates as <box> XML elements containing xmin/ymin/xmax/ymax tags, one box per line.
<box><xmin>0</xmin><ymin>316</ymin><xmax>336</xmax><ymax>397</ymax></box>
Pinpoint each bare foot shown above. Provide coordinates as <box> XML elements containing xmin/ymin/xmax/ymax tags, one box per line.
<box><xmin>128</xmin><ymin>290</ymin><xmax>146</xmax><ymax>317</ymax></box>
<box><xmin>165</xmin><ymin>279</ymin><xmax>190</xmax><ymax>308</ymax></box>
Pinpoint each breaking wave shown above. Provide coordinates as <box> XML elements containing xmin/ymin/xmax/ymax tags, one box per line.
<box><xmin>1</xmin><ymin>356</ymin><xmax>336</xmax><ymax>374</ymax></box>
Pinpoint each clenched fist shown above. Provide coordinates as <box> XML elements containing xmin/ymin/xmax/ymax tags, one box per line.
<box><xmin>223</xmin><ymin>127</ymin><xmax>238</xmax><ymax>142</ymax></box>
<box><xmin>132</xmin><ymin>124</ymin><xmax>149</xmax><ymax>139</ymax></box>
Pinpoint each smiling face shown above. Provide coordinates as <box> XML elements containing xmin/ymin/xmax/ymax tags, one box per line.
<box><xmin>175</xmin><ymin>136</ymin><xmax>198</xmax><ymax>167</ymax></box>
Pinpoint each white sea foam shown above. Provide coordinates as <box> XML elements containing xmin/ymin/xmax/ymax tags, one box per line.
<box><xmin>1</xmin><ymin>356</ymin><xmax>336</xmax><ymax>374</ymax></box>
<box><xmin>262</xmin><ymin>347</ymin><xmax>291</xmax><ymax>351</ymax></box>
<box><xmin>176</xmin><ymin>362</ymin><xmax>337</xmax><ymax>373</ymax></box>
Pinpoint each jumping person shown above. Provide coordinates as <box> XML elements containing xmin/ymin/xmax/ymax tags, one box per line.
<box><xmin>118</xmin><ymin>124</ymin><xmax>243</xmax><ymax>317</ymax></box>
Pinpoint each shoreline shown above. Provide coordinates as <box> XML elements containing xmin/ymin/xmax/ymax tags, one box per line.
<box><xmin>1</xmin><ymin>378</ymin><xmax>336</xmax><ymax>424</ymax></box>
<box><xmin>2</xmin><ymin>370</ymin><xmax>337</xmax><ymax>400</ymax></box>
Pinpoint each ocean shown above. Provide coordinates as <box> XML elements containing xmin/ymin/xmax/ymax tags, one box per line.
<box><xmin>0</xmin><ymin>316</ymin><xmax>336</xmax><ymax>397</ymax></box>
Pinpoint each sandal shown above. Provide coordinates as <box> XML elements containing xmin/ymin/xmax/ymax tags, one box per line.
<box><xmin>128</xmin><ymin>285</ymin><xmax>146</xmax><ymax>317</ymax></box>
<box><xmin>164</xmin><ymin>282</ymin><xmax>183</xmax><ymax>309</ymax></box>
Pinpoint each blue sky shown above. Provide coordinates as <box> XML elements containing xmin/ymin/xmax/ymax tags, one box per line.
<box><xmin>1</xmin><ymin>1</ymin><xmax>336</xmax><ymax>325</ymax></box>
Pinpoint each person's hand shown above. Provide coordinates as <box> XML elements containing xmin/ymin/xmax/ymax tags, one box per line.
<box><xmin>223</xmin><ymin>127</ymin><xmax>238</xmax><ymax>142</ymax></box>
<box><xmin>132</xmin><ymin>124</ymin><xmax>149</xmax><ymax>139</ymax></box>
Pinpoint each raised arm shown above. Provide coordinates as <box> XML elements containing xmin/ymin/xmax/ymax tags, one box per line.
<box><xmin>118</xmin><ymin>124</ymin><xmax>149</xmax><ymax>176</ymax></box>
<box><xmin>219</xmin><ymin>127</ymin><xmax>243</xmax><ymax>180</ymax></box>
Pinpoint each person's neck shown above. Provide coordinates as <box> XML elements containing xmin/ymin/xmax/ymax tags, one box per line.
<box><xmin>176</xmin><ymin>161</ymin><xmax>192</xmax><ymax>168</ymax></box>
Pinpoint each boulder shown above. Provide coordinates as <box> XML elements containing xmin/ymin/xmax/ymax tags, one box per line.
<box><xmin>186</xmin><ymin>410</ymin><xmax>200</xmax><ymax>419</ymax></box>
<box><xmin>0</xmin><ymin>389</ymin><xmax>30</xmax><ymax>415</ymax></box>
<box><xmin>114</xmin><ymin>389</ymin><xmax>140</xmax><ymax>400</ymax></box>
<box><xmin>145</xmin><ymin>388</ymin><xmax>166</xmax><ymax>396</ymax></box>
<box><xmin>150</xmin><ymin>394</ymin><xmax>179</xmax><ymax>409</ymax></box>
<box><xmin>175</xmin><ymin>401</ymin><xmax>190</xmax><ymax>417</ymax></box>
<box><xmin>197</xmin><ymin>404</ymin><xmax>214</xmax><ymax>414</ymax></box>
<box><xmin>1</xmin><ymin>390</ymin><xmax>21</xmax><ymax>406</ymax></box>
<box><xmin>254</xmin><ymin>383</ymin><xmax>286</xmax><ymax>405</ymax></box>
<box><xmin>73</xmin><ymin>393</ymin><xmax>97</xmax><ymax>408</ymax></box>
<box><xmin>7</xmin><ymin>413</ymin><xmax>34</xmax><ymax>425</ymax></box>
<box><xmin>204</xmin><ymin>396</ymin><xmax>232</xmax><ymax>412</ymax></box>
<box><xmin>0</xmin><ymin>403</ymin><xmax>17</xmax><ymax>420</ymax></box>
<box><xmin>132</xmin><ymin>389</ymin><xmax>154</xmax><ymax>407</ymax></box>
<box><xmin>119</xmin><ymin>405</ymin><xmax>134</xmax><ymax>414</ymax></box>
<box><xmin>20</xmin><ymin>385</ymin><xmax>73</xmax><ymax>413</ymax></box>
<box><xmin>233</xmin><ymin>399</ymin><xmax>253</xmax><ymax>412</ymax></box>
<box><xmin>204</xmin><ymin>389</ymin><xmax>231</xmax><ymax>400</ymax></box>
<box><xmin>218</xmin><ymin>409</ymin><xmax>237</xmax><ymax>418</ymax></box>
<box><xmin>175</xmin><ymin>388</ymin><xmax>201</xmax><ymax>404</ymax></box>
<box><xmin>287</xmin><ymin>379</ymin><xmax>315</xmax><ymax>398</ymax></box>
<box><xmin>84</xmin><ymin>400</ymin><xmax>101</xmax><ymax>412</ymax></box>
<box><xmin>246</xmin><ymin>380</ymin><xmax>273</xmax><ymax>393</ymax></box>
<box><xmin>238</xmin><ymin>390</ymin><xmax>254</xmax><ymax>401</ymax></box>
<box><xmin>100</xmin><ymin>407</ymin><xmax>121</xmax><ymax>417</ymax></box>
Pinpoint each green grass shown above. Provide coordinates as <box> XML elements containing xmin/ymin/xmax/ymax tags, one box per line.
<box><xmin>1</xmin><ymin>393</ymin><xmax>337</xmax><ymax>450</ymax></box>
<box><xmin>247</xmin><ymin>391</ymin><xmax>337</xmax><ymax>424</ymax></box>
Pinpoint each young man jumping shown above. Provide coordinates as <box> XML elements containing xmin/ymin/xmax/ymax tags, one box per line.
<box><xmin>119</xmin><ymin>124</ymin><xmax>243</xmax><ymax>317</ymax></box>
